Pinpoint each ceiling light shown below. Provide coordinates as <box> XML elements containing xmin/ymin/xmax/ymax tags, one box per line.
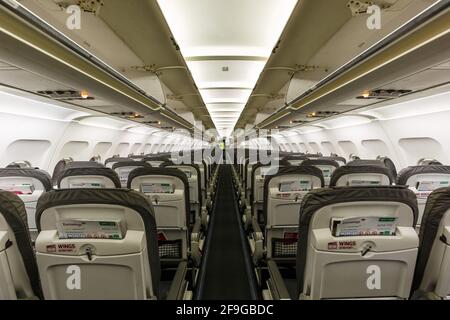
<box><xmin>157</xmin><ymin>0</ymin><xmax>298</xmax><ymax>136</ymax></box>
<box><xmin>362</xmin><ymin>91</ymin><xmax>370</xmax><ymax>98</ymax></box>
<box><xmin>80</xmin><ymin>90</ymin><xmax>89</xmax><ymax>99</ymax></box>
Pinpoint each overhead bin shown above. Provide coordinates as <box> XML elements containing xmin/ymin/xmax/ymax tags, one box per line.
<box><xmin>0</xmin><ymin>2</ymin><xmax>195</xmax><ymax>131</ymax></box>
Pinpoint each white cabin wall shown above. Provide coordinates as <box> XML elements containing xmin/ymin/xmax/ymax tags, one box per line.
<box><xmin>0</xmin><ymin>90</ymin><xmax>199</xmax><ymax>173</ymax></box>
<box><xmin>283</xmin><ymin>108</ymin><xmax>450</xmax><ymax>170</ymax></box>
<box><xmin>0</xmin><ymin>113</ymin><xmax>157</xmax><ymax>172</ymax></box>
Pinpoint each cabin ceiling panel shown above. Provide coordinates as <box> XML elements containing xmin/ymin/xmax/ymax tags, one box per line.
<box><xmin>157</xmin><ymin>0</ymin><xmax>297</xmax><ymax>137</ymax></box>
<box><xmin>17</xmin><ymin>0</ymin><xmax>213</xmax><ymax>130</ymax></box>
<box><xmin>236</xmin><ymin>0</ymin><xmax>442</xmax><ymax>130</ymax></box>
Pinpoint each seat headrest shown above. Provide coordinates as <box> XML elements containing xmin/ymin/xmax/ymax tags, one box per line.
<box><xmin>377</xmin><ymin>157</ymin><xmax>398</xmax><ymax>179</ymax></box>
<box><xmin>329</xmin><ymin>165</ymin><xmax>394</xmax><ymax>187</ymax></box>
<box><xmin>111</xmin><ymin>161</ymin><xmax>149</xmax><ymax>171</ymax></box>
<box><xmin>35</xmin><ymin>188</ymin><xmax>160</xmax><ymax>296</ymax></box>
<box><xmin>0</xmin><ymin>190</ymin><xmax>43</xmax><ymax>299</ymax></box>
<box><xmin>128</xmin><ymin>155</ymin><xmax>145</xmax><ymax>160</ymax></box>
<box><xmin>127</xmin><ymin>167</ymin><xmax>190</xmax><ymax>190</ymax></box>
<box><xmin>160</xmin><ymin>160</ymin><xmax>176</xmax><ymax>167</ymax></box>
<box><xmin>142</xmin><ymin>156</ymin><xmax>172</xmax><ymax>163</ymax></box>
<box><xmin>264</xmin><ymin>165</ymin><xmax>325</xmax><ymax>189</ymax></box>
<box><xmin>162</xmin><ymin>162</ymin><xmax>200</xmax><ymax>171</ymax></box>
<box><xmin>299</xmin><ymin>186</ymin><xmax>419</xmax><ymax>230</ymax></box>
<box><xmin>36</xmin><ymin>189</ymin><xmax>157</xmax><ymax>231</ymax></box>
<box><xmin>396</xmin><ymin>165</ymin><xmax>450</xmax><ymax>186</ymax></box>
<box><xmin>0</xmin><ymin>168</ymin><xmax>52</xmax><ymax>191</ymax></box>
<box><xmin>104</xmin><ymin>157</ymin><xmax>131</xmax><ymax>165</ymax></box>
<box><xmin>6</xmin><ymin>164</ymin><xmax>21</xmax><ymax>168</ymax></box>
<box><xmin>301</xmin><ymin>159</ymin><xmax>340</xmax><ymax>168</ymax></box>
<box><xmin>305</xmin><ymin>153</ymin><xmax>322</xmax><ymax>158</ymax></box>
<box><xmin>251</xmin><ymin>160</ymin><xmax>291</xmax><ymax>175</ymax></box>
<box><xmin>418</xmin><ymin>159</ymin><xmax>442</xmax><ymax>166</ymax></box>
<box><xmin>347</xmin><ymin>159</ymin><xmax>385</xmax><ymax>167</ymax></box>
<box><xmin>53</xmin><ymin>162</ymin><xmax>105</xmax><ymax>185</ymax></box>
<box><xmin>57</xmin><ymin>167</ymin><xmax>122</xmax><ymax>189</ymax></box>
<box><xmin>282</xmin><ymin>155</ymin><xmax>309</xmax><ymax>162</ymax></box>
<box><xmin>65</xmin><ymin>161</ymin><xmax>105</xmax><ymax>170</ymax></box>
<box><xmin>319</xmin><ymin>156</ymin><xmax>347</xmax><ymax>164</ymax></box>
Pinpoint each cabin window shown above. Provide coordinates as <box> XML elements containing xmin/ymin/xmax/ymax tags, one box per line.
<box><xmin>309</xmin><ymin>142</ymin><xmax>320</xmax><ymax>153</ymax></box>
<box><xmin>4</xmin><ymin>139</ymin><xmax>51</xmax><ymax>168</ymax></box>
<box><xmin>131</xmin><ymin>143</ymin><xmax>143</xmax><ymax>154</ymax></box>
<box><xmin>338</xmin><ymin>141</ymin><xmax>358</xmax><ymax>158</ymax></box>
<box><xmin>93</xmin><ymin>142</ymin><xmax>112</xmax><ymax>159</ymax></box>
<box><xmin>399</xmin><ymin>137</ymin><xmax>445</xmax><ymax>166</ymax></box>
<box><xmin>362</xmin><ymin>139</ymin><xmax>390</xmax><ymax>159</ymax></box>
<box><xmin>115</xmin><ymin>143</ymin><xmax>130</xmax><ymax>157</ymax></box>
<box><xmin>59</xmin><ymin>141</ymin><xmax>89</xmax><ymax>160</ymax></box>
<box><xmin>321</xmin><ymin>141</ymin><xmax>336</xmax><ymax>154</ymax></box>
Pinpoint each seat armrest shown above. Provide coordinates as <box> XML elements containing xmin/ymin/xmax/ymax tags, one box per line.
<box><xmin>166</xmin><ymin>261</ymin><xmax>189</xmax><ymax>300</ymax></box>
<box><xmin>191</xmin><ymin>219</ymin><xmax>202</xmax><ymax>239</ymax></box>
<box><xmin>251</xmin><ymin>218</ymin><xmax>263</xmax><ymax>240</ymax></box>
<box><xmin>190</xmin><ymin>219</ymin><xmax>203</xmax><ymax>265</ymax></box>
<box><xmin>267</xmin><ymin>260</ymin><xmax>292</xmax><ymax>300</ymax></box>
<box><xmin>249</xmin><ymin>218</ymin><xmax>264</xmax><ymax>264</ymax></box>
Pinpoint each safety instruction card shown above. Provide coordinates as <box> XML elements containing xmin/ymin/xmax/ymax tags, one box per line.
<box><xmin>331</xmin><ymin>216</ymin><xmax>398</xmax><ymax>237</ymax></box>
<box><xmin>57</xmin><ymin>219</ymin><xmax>124</xmax><ymax>239</ymax></box>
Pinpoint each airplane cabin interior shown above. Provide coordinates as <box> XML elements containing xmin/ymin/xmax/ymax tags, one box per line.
<box><xmin>0</xmin><ymin>0</ymin><xmax>449</xmax><ymax>306</ymax></box>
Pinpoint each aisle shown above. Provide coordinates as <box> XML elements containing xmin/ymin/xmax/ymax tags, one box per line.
<box><xmin>197</xmin><ymin>165</ymin><xmax>256</xmax><ymax>300</ymax></box>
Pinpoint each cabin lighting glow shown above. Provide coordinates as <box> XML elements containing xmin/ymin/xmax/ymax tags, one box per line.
<box><xmin>157</xmin><ymin>0</ymin><xmax>298</xmax><ymax>136</ymax></box>
<box><xmin>80</xmin><ymin>90</ymin><xmax>89</xmax><ymax>99</ymax></box>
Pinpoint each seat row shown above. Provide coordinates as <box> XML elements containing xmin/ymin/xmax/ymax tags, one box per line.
<box><xmin>0</xmin><ymin>152</ymin><xmax>220</xmax><ymax>300</ymax></box>
<box><xmin>230</xmin><ymin>150</ymin><xmax>450</xmax><ymax>300</ymax></box>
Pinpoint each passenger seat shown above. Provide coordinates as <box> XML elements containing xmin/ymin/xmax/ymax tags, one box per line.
<box><xmin>0</xmin><ymin>167</ymin><xmax>52</xmax><ymax>240</ymax></box>
<box><xmin>250</xmin><ymin>166</ymin><xmax>324</xmax><ymax>265</ymax></box>
<box><xmin>161</xmin><ymin>163</ymin><xmax>207</xmax><ymax>227</ymax></box>
<box><xmin>412</xmin><ymin>187</ymin><xmax>450</xmax><ymax>300</ymax></box>
<box><xmin>128</xmin><ymin>167</ymin><xmax>203</xmax><ymax>266</ymax></box>
<box><xmin>263</xmin><ymin>186</ymin><xmax>419</xmax><ymax>300</ymax></box>
<box><xmin>104</xmin><ymin>157</ymin><xmax>132</xmax><ymax>168</ymax></box>
<box><xmin>397</xmin><ymin>165</ymin><xmax>450</xmax><ymax>229</ymax></box>
<box><xmin>0</xmin><ymin>191</ymin><xmax>42</xmax><ymax>300</ymax></box>
<box><xmin>35</xmin><ymin>188</ymin><xmax>191</xmax><ymax>300</ymax></box>
<box><xmin>112</xmin><ymin>161</ymin><xmax>150</xmax><ymax>188</ymax></box>
<box><xmin>300</xmin><ymin>159</ymin><xmax>339</xmax><ymax>186</ymax></box>
<box><xmin>52</xmin><ymin>160</ymin><xmax>104</xmax><ymax>188</ymax></box>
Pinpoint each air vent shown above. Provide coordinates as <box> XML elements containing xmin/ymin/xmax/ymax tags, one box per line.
<box><xmin>141</xmin><ymin>120</ymin><xmax>161</xmax><ymax>125</ymax></box>
<box><xmin>307</xmin><ymin>111</ymin><xmax>340</xmax><ymax>118</ymax></box>
<box><xmin>346</xmin><ymin>1</ymin><xmax>392</xmax><ymax>16</ymax></box>
<box><xmin>161</xmin><ymin>126</ymin><xmax>175</xmax><ymax>131</ymax></box>
<box><xmin>290</xmin><ymin>120</ymin><xmax>308</xmax><ymax>124</ymax></box>
<box><xmin>357</xmin><ymin>89</ymin><xmax>412</xmax><ymax>99</ymax></box>
<box><xmin>37</xmin><ymin>90</ymin><xmax>94</xmax><ymax>100</ymax></box>
<box><xmin>55</xmin><ymin>0</ymin><xmax>104</xmax><ymax>14</ymax></box>
<box><xmin>110</xmin><ymin>112</ymin><xmax>144</xmax><ymax>119</ymax></box>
